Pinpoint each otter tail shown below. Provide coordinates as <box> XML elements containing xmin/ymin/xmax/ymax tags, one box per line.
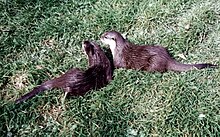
<box><xmin>15</xmin><ymin>80</ymin><xmax>54</xmax><ymax>104</ymax></box>
<box><xmin>168</xmin><ymin>61</ymin><xmax>218</xmax><ymax>72</ymax></box>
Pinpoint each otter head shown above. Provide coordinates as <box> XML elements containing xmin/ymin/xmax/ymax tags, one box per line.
<box><xmin>82</xmin><ymin>41</ymin><xmax>107</xmax><ymax>67</ymax></box>
<box><xmin>100</xmin><ymin>31</ymin><xmax>126</xmax><ymax>58</ymax></box>
<box><xmin>82</xmin><ymin>40</ymin><xmax>113</xmax><ymax>82</ymax></box>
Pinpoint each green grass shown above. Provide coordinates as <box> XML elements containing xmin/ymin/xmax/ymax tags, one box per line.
<box><xmin>0</xmin><ymin>0</ymin><xmax>220</xmax><ymax>136</ymax></box>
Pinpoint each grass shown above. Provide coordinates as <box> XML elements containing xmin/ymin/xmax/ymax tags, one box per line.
<box><xmin>0</xmin><ymin>0</ymin><xmax>220</xmax><ymax>136</ymax></box>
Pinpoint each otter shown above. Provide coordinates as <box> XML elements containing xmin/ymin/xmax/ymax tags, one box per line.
<box><xmin>100</xmin><ymin>30</ymin><xmax>217</xmax><ymax>72</ymax></box>
<box><xmin>15</xmin><ymin>41</ymin><xmax>113</xmax><ymax>104</ymax></box>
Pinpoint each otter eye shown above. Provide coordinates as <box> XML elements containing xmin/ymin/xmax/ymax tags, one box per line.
<box><xmin>111</xmin><ymin>37</ymin><xmax>115</xmax><ymax>40</ymax></box>
<box><xmin>104</xmin><ymin>36</ymin><xmax>108</xmax><ymax>39</ymax></box>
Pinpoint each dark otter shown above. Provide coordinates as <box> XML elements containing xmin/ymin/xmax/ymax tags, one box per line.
<box><xmin>15</xmin><ymin>41</ymin><xmax>112</xmax><ymax>104</ymax></box>
<box><xmin>100</xmin><ymin>30</ymin><xmax>217</xmax><ymax>72</ymax></box>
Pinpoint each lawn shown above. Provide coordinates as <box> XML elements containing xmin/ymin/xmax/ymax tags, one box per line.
<box><xmin>0</xmin><ymin>0</ymin><xmax>220</xmax><ymax>136</ymax></box>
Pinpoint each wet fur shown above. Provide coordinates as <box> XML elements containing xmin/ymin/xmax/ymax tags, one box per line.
<box><xmin>101</xmin><ymin>31</ymin><xmax>217</xmax><ymax>72</ymax></box>
<box><xmin>15</xmin><ymin>41</ymin><xmax>112</xmax><ymax>104</ymax></box>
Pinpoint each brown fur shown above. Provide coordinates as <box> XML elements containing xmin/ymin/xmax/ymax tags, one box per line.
<box><xmin>101</xmin><ymin>30</ymin><xmax>217</xmax><ymax>72</ymax></box>
<box><xmin>15</xmin><ymin>41</ymin><xmax>112</xmax><ymax>104</ymax></box>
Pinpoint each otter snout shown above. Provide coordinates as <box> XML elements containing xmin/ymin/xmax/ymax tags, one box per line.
<box><xmin>82</xmin><ymin>40</ymin><xmax>91</xmax><ymax>45</ymax></box>
<box><xmin>82</xmin><ymin>41</ymin><xmax>91</xmax><ymax>55</ymax></box>
<box><xmin>82</xmin><ymin>41</ymin><xmax>91</xmax><ymax>49</ymax></box>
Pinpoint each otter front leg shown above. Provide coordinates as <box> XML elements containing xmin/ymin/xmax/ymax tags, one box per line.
<box><xmin>61</xmin><ymin>87</ymin><xmax>71</xmax><ymax>109</ymax></box>
<box><xmin>63</xmin><ymin>86</ymin><xmax>71</xmax><ymax>93</ymax></box>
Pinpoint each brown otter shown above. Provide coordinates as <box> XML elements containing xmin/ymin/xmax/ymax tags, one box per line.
<box><xmin>15</xmin><ymin>41</ymin><xmax>112</xmax><ymax>104</ymax></box>
<box><xmin>100</xmin><ymin>30</ymin><xmax>217</xmax><ymax>72</ymax></box>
